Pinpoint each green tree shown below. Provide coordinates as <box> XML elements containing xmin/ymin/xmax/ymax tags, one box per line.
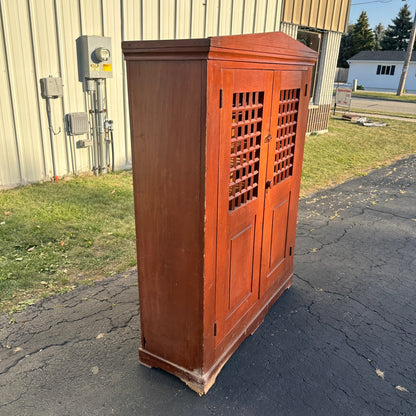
<box><xmin>337</xmin><ymin>25</ymin><xmax>353</xmax><ymax>68</ymax></box>
<box><xmin>337</xmin><ymin>12</ymin><xmax>375</xmax><ymax>67</ymax></box>
<box><xmin>349</xmin><ymin>11</ymin><xmax>375</xmax><ymax>53</ymax></box>
<box><xmin>373</xmin><ymin>23</ymin><xmax>385</xmax><ymax>50</ymax></box>
<box><xmin>380</xmin><ymin>4</ymin><xmax>412</xmax><ymax>50</ymax></box>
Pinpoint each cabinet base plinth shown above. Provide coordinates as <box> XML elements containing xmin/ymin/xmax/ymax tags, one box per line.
<box><xmin>139</xmin><ymin>348</ymin><xmax>219</xmax><ymax>395</ymax></box>
<box><xmin>139</xmin><ymin>274</ymin><xmax>293</xmax><ymax>395</ymax></box>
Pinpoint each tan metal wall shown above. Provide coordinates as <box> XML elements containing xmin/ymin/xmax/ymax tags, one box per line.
<box><xmin>281</xmin><ymin>24</ymin><xmax>342</xmax><ymax>132</ymax></box>
<box><xmin>314</xmin><ymin>30</ymin><xmax>342</xmax><ymax>106</ymax></box>
<box><xmin>0</xmin><ymin>0</ymin><xmax>283</xmax><ymax>188</ymax></box>
<box><xmin>282</xmin><ymin>0</ymin><xmax>351</xmax><ymax>33</ymax></box>
<box><xmin>279</xmin><ymin>24</ymin><xmax>341</xmax><ymax>107</ymax></box>
<box><xmin>280</xmin><ymin>21</ymin><xmax>298</xmax><ymax>39</ymax></box>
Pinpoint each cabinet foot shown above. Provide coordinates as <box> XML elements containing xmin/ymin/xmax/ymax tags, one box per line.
<box><xmin>139</xmin><ymin>347</ymin><xmax>221</xmax><ymax>395</ymax></box>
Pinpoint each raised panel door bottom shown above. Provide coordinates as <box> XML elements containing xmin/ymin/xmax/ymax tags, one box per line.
<box><xmin>259</xmin><ymin>186</ymin><xmax>293</xmax><ymax>298</ymax></box>
<box><xmin>267</xmin><ymin>194</ymin><xmax>290</xmax><ymax>279</ymax></box>
<box><xmin>228</xmin><ymin>221</ymin><xmax>256</xmax><ymax>315</ymax></box>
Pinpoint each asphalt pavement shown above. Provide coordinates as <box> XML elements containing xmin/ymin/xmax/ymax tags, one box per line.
<box><xmin>342</xmin><ymin>95</ymin><xmax>416</xmax><ymax>116</ymax></box>
<box><xmin>1</xmin><ymin>155</ymin><xmax>415</xmax><ymax>416</ymax></box>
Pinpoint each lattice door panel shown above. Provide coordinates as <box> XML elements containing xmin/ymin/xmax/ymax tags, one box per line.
<box><xmin>229</xmin><ymin>91</ymin><xmax>264</xmax><ymax>211</ymax></box>
<box><xmin>273</xmin><ymin>88</ymin><xmax>300</xmax><ymax>186</ymax></box>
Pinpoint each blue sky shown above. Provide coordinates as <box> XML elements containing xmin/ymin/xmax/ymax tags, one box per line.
<box><xmin>349</xmin><ymin>0</ymin><xmax>415</xmax><ymax>30</ymax></box>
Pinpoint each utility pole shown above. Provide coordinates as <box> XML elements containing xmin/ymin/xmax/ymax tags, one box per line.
<box><xmin>397</xmin><ymin>8</ymin><xmax>416</xmax><ymax>96</ymax></box>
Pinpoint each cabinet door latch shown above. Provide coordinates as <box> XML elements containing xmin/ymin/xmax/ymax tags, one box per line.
<box><xmin>264</xmin><ymin>134</ymin><xmax>272</xmax><ymax>143</ymax></box>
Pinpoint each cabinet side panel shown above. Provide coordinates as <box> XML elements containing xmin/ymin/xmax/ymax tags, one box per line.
<box><xmin>126</xmin><ymin>60</ymin><xmax>204</xmax><ymax>370</ymax></box>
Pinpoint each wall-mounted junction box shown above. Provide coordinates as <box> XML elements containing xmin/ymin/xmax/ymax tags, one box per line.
<box><xmin>76</xmin><ymin>139</ymin><xmax>93</xmax><ymax>148</ymax></box>
<box><xmin>76</xmin><ymin>36</ymin><xmax>112</xmax><ymax>81</ymax></box>
<box><xmin>40</xmin><ymin>77</ymin><xmax>63</xmax><ymax>99</ymax></box>
<box><xmin>66</xmin><ymin>112</ymin><xmax>89</xmax><ymax>136</ymax></box>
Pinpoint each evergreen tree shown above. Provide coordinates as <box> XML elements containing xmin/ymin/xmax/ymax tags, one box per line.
<box><xmin>373</xmin><ymin>23</ymin><xmax>385</xmax><ymax>50</ymax></box>
<box><xmin>337</xmin><ymin>12</ymin><xmax>374</xmax><ymax>67</ymax></box>
<box><xmin>380</xmin><ymin>4</ymin><xmax>412</xmax><ymax>50</ymax></box>
<box><xmin>337</xmin><ymin>25</ymin><xmax>353</xmax><ymax>68</ymax></box>
<box><xmin>349</xmin><ymin>11</ymin><xmax>375</xmax><ymax>54</ymax></box>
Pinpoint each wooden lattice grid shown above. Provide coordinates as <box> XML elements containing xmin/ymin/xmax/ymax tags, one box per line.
<box><xmin>273</xmin><ymin>88</ymin><xmax>300</xmax><ymax>186</ymax></box>
<box><xmin>229</xmin><ymin>91</ymin><xmax>264</xmax><ymax>211</ymax></box>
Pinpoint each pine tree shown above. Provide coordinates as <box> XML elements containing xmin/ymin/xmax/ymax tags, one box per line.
<box><xmin>380</xmin><ymin>4</ymin><xmax>412</xmax><ymax>50</ymax></box>
<box><xmin>373</xmin><ymin>23</ymin><xmax>385</xmax><ymax>50</ymax></box>
<box><xmin>337</xmin><ymin>12</ymin><xmax>374</xmax><ymax>67</ymax></box>
<box><xmin>349</xmin><ymin>11</ymin><xmax>375</xmax><ymax>54</ymax></box>
<box><xmin>337</xmin><ymin>25</ymin><xmax>353</xmax><ymax>68</ymax></box>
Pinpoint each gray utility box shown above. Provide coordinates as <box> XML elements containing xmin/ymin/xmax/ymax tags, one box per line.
<box><xmin>40</xmin><ymin>77</ymin><xmax>63</xmax><ymax>99</ymax></box>
<box><xmin>66</xmin><ymin>112</ymin><xmax>89</xmax><ymax>136</ymax></box>
<box><xmin>76</xmin><ymin>35</ymin><xmax>112</xmax><ymax>81</ymax></box>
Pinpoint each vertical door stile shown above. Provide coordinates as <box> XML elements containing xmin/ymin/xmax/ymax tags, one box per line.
<box><xmin>215</xmin><ymin>68</ymin><xmax>273</xmax><ymax>345</ymax></box>
<box><xmin>259</xmin><ymin>70</ymin><xmax>303</xmax><ymax>298</ymax></box>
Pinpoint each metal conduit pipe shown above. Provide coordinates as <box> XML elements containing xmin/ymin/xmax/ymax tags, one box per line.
<box><xmin>72</xmin><ymin>135</ymin><xmax>78</xmax><ymax>176</ymax></box>
<box><xmin>110</xmin><ymin>129</ymin><xmax>115</xmax><ymax>173</ymax></box>
<box><xmin>45</xmin><ymin>97</ymin><xmax>58</xmax><ymax>180</ymax></box>
<box><xmin>89</xmin><ymin>89</ymin><xmax>99</xmax><ymax>175</ymax></box>
<box><xmin>96</xmin><ymin>79</ymin><xmax>107</xmax><ymax>174</ymax></box>
<box><xmin>104</xmin><ymin>119</ymin><xmax>114</xmax><ymax>172</ymax></box>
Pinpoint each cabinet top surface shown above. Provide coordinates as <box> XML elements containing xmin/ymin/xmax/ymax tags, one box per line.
<box><xmin>122</xmin><ymin>32</ymin><xmax>317</xmax><ymax>65</ymax></box>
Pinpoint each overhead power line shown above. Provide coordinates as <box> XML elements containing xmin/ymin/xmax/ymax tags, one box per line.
<box><xmin>351</xmin><ymin>1</ymin><xmax>392</xmax><ymax>5</ymax></box>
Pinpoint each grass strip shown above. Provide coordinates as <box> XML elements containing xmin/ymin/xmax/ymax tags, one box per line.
<box><xmin>0</xmin><ymin>172</ymin><xmax>136</xmax><ymax>313</ymax></box>
<box><xmin>351</xmin><ymin>91</ymin><xmax>416</xmax><ymax>103</ymax></box>
<box><xmin>1</xmin><ymin>117</ymin><xmax>415</xmax><ymax>313</ymax></box>
<box><xmin>301</xmin><ymin>116</ymin><xmax>416</xmax><ymax>195</ymax></box>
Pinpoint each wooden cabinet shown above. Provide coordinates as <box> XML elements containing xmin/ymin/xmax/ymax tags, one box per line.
<box><xmin>122</xmin><ymin>32</ymin><xmax>317</xmax><ymax>394</ymax></box>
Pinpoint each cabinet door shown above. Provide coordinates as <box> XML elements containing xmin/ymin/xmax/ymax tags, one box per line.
<box><xmin>259</xmin><ymin>70</ymin><xmax>308</xmax><ymax>297</ymax></box>
<box><xmin>215</xmin><ymin>69</ymin><xmax>273</xmax><ymax>344</ymax></box>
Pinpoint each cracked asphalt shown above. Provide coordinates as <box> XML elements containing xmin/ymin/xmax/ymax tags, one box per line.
<box><xmin>1</xmin><ymin>155</ymin><xmax>415</xmax><ymax>416</ymax></box>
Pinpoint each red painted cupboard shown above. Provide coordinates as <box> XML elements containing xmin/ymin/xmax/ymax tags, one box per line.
<box><xmin>122</xmin><ymin>32</ymin><xmax>317</xmax><ymax>394</ymax></box>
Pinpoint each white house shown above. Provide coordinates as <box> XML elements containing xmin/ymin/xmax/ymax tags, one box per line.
<box><xmin>347</xmin><ymin>50</ymin><xmax>416</xmax><ymax>93</ymax></box>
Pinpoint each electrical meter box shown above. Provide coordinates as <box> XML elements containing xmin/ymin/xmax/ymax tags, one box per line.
<box><xmin>40</xmin><ymin>77</ymin><xmax>63</xmax><ymax>99</ymax></box>
<box><xmin>66</xmin><ymin>112</ymin><xmax>89</xmax><ymax>136</ymax></box>
<box><xmin>76</xmin><ymin>35</ymin><xmax>112</xmax><ymax>81</ymax></box>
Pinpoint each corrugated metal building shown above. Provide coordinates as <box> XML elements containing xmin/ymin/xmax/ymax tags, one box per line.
<box><xmin>0</xmin><ymin>0</ymin><xmax>350</xmax><ymax>188</ymax></box>
<box><xmin>280</xmin><ymin>0</ymin><xmax>350</xmax><ymax>133</ymax></box>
